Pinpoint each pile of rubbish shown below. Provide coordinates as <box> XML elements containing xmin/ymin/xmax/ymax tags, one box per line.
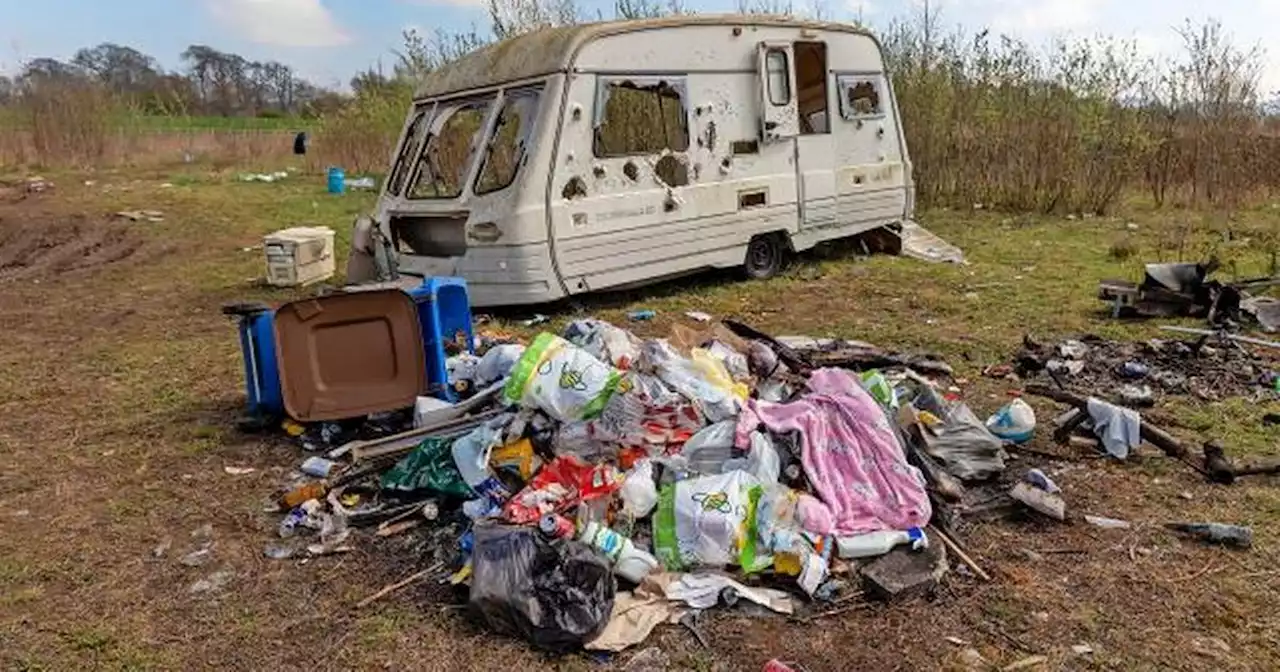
<box><xmin>1098</xmin><ymin>257</ymin><xmax>1280</xmax><ymax>332</ymax></box>
<box><xmin>996</xmin><ymin>333</ymin><xmax>1280</xmax><ymax>405</ymax></box>
<box><xmin>265</xmin><ymin>317</ymin><xmax>1022</xmax><ymax>652</ymax></box>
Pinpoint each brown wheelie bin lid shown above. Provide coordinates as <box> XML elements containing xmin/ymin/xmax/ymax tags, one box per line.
<box><xmin>274</xmin><ymin>289</ymin><xmax>424</xmax><ymax>422</ymax></box>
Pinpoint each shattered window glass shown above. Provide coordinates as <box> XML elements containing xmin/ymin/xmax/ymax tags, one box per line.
<box><xmin>838</xmin><ymin>75</ymin><xmax>883</xmax><ymax>118</ymax></box>
<box><xmin>408</xmin><ymin>97</ymin><xmax>493</xmax><ymax>200</ymax></box>
<box><xmin>593</xmin><ymin>78</ymin><xmax>690</xmax><ymax>157</ymax></box>
<box><xmin>474</xmin><ymin>87</ymin><xmax>543</xmax><ymax>195</ymax></box>
<box><xmin>387</xmin><ymin>106</ymin><xmax>430</xmax><ymax>197</ymax></box>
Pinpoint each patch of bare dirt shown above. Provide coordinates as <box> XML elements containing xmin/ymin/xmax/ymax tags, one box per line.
<box><xmin>0</xmin><ymin>209</ymin><xmax>150</xmax><ymax>283</ymax></box>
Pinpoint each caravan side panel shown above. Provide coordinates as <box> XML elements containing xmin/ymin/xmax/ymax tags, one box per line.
<box><xmin>546</xmin><ymin>24</ymin><xmax>907</xmax><ymax>293</ymax></box>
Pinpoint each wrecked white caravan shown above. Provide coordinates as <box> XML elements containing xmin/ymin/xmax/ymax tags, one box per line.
<box><xmin>351</xmin><ymin>16</ymin><xmax>916</xmax><ymax>306</ymax></box>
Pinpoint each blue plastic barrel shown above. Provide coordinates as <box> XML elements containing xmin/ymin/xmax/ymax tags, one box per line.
<box><xmin>327</xmin><ymin>166</ymin><xmax>345</xmax><ymax>194</ymax></box>
<box><xmin>404</xmin><ymin>277</ymin><xmax>474</xmax><ymax>402</ymax></box>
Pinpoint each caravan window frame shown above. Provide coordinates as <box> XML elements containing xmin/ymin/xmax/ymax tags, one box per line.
<box><xmin>591</xmin><ymin>76</ymin><xmax>691</xmax><ymax>158</ymax></box>
<box><xmin>836</xmin><ymin>73</ymin><xmax>887</xmax><ymax>120</ymax></box>
<box><xmin>405</xmin><ymin>95</ymin><xmax>496</xmax><ymax>201</ymax></box>
<box><xmin>472</xmin><ymin>85</ymin><xmax>545</xmax><ymax>196</ymax></box>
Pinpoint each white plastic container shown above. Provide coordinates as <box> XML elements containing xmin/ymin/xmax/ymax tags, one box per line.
<box><xmin>837</xmin><ymin>527</ymin><xmax>928</xmax><ymax>559</ymax></box>
<box><xmin>264</xmin><ymin>226</ymin><xmax>335</xmax><ymax>287</ymax></box>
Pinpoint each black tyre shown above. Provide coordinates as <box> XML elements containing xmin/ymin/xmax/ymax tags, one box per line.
<box><xmin>744</xmin><ymin>234</ymin><xmax>785</xmax><ymax>280</ymax></box>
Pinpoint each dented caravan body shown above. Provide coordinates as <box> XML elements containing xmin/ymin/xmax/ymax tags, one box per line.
<box><xmin>366</xmin><ymin>16</ymin><xmax>914</xmax><ymax>307</ymax></box>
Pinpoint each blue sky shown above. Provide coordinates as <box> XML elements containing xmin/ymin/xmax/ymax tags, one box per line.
<box><xmin>2</xmin><ymin>0</ymin><xmax>1278</xmax><ymax>92</ymax></box>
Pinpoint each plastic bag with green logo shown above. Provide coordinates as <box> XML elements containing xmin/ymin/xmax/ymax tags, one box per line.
<box><xmin>504</xmin><ymin>333</ymin><xmax>621</xmax><ymax>422</ymax></box>
<box><xmin>653</xmin><ymin>470</ymin><xmax>761</xmax><ymax>571</ymax></box>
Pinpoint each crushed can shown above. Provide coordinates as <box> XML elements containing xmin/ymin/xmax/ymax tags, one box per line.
<box><xmin>539</xmin><ymin>513</ymin><xmax>575</xmax><ymax>539</ymax></box>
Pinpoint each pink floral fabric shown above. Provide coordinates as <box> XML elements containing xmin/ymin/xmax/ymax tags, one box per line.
<box><xmin>736</xmin><ymin>368</ymin><xmax>931</xmax><ymax>535</ymax></box>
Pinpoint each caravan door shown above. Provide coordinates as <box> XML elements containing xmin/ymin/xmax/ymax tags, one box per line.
<box><xmin>756</xmin><ymin>41</ymin><xmax>836</xmax><ymax>232</ymax></box>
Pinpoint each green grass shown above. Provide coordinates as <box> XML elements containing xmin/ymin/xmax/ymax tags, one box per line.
<box><xmin>3</xmin><ymin>171</ymin><xmax>1280</xmax><ymax>669</ymax></box>
<box><xmin>0</xmin><ymin>111</ymin><xmax>313</xmax><ymax>132</ymax></box>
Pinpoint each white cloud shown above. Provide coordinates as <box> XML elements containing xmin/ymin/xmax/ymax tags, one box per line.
<box><xmin>990</xmin><ymin>0</ymin><xmax>1103</xmax><ymax>34</ymax></box>
<box><xmin>205</xmin><ymin>0</ymin><xmax>353</xmax><ymax>47</ymax></box>
<box><xmin>403</xmin><ymin>0</ymin><xmax>489</xmax><ymax>8</ymax></box>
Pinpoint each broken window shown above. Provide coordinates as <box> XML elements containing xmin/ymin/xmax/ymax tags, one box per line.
<box><xmin>408</xmin><ymin>97</ymin><xmax>493</xmax><ymax>200</ymax></box>
<box><xmin>387</xmin><ymin>106</ymin><xmax>431</xmax><ymax>197</ymax></box>
<box><xmin>593</xmin><ymin>78</ymin><xmax>690</xmax><ymax>157</ymax></box>
<box><xmin>474</xmin><ymin>87</ymin><xmax>543</xmax><ymax>195</ymax></box>
<box><xmin>765</xmin><ymin>49</ymin><xmax>791</xmax><ymax>106</ymax></box>
<box><xmin>795</xmin><ymin>42</ymin><xmax>829</xmax><ymax>135</ymax></box>
<box><xmin>838</xmin><ymin>75</ymin><xmax>883</xmax><ymax>118</ymax></box>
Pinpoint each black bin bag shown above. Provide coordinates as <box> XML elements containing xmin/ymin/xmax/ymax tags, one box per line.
<box><xmin>468</xmin><ymin>524</ymin><xmax>616</xmax><ymax>651</ymax></box>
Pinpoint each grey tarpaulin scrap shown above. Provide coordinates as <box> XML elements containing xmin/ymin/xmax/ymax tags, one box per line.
<box><xmin>1242</xmin><ymin>296</ymin><xmax>1280</xmax><ymax>332</ymax></box>
<box><xmin>897</xmin><ymin>221</ymin><xmax>965</xmax><ymax>264</ymax></box>
<box><xmin>1086</xmin><ymin>397</ymin><xmax>1141</xmax><ymax>460</ymax></box>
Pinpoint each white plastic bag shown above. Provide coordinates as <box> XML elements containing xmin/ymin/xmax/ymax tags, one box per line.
<box><xmin>654</xmin><ymin>470</ymin><xmax>761</xmax><ymax>570</ymax></box>
<box><xmin>640</xmin><ymin>340</ymin><xmax>739</xmax><ymax>421</ymax></box>
<box><xmin>476</xmin><ymin>344</ymin><xmax>526</xmax><ymax>387</ymax></box>
<box><xmin>619</xmin><ymin>459</ymin><xmax>659</xmax><ymax>518</ymax></box>
<box><xmin>562</xmin><ymin>319</ymin><xmax>641</xmax><ymax>370</ymax></box>
<box><xmin>746</xmin><ymin>431</ymin><xmax>781</xmax><ymax>484</ymax></box>
<box><xmin>504</xmin><ymin>333</ymin><xmax>621</xmax><ymax>422</ymax></box>
<box><xmin>681</xmin><ymin>421</ymin><xmax>738</xmax><ymax>476</ymax></box>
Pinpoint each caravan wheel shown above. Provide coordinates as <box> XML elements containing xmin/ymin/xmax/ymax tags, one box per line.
<box><xmin>744</xmin><ymin>234</ymin><xmax>785</xmax><ymax>280</ymax></box>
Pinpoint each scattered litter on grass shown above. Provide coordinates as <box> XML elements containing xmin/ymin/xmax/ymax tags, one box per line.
<box><xmin>220</xmin><ymin>269</ymin><xmax>1274</xmax><ymax>655</ymax></box>
<box><xmin>1165</xmin><ymin>522</ymin><xmax>1253</xmax><ymax>549</ymax></box>
<box><xmin>189</xmin><ymin>570</ymin><xmax>235</xmax><ymax>594</ymax></box>
<box><xmin>1084</xmin><ymin>515</ymin><xmax>1131</xmax><ymax>529</ymax></box>
<box><xmin>224</xmin><ymin>466</ymin><xmax>256</xmax><ymax>475</ymax></box>
<box><xmin>240</xmin><ymin>171</ymin><xmax>290</xmax><ymax>183</ymax></box>
<box><xmin>115</xmin><ymin>210</ymin><xmax>165</xmax><ymax>223</ymax></box>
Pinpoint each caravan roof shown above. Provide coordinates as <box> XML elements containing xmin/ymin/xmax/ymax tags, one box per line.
<box><xmin>412</xmin><ymin>15</ymin><xmax>873</xmax><ymax>99</ymax></box>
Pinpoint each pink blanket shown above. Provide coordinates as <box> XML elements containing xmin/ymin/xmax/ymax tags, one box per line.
<box><xmin>736</xmin><ymin>368</ymin><xmax>931</xmax><ymax>535</ymax></box>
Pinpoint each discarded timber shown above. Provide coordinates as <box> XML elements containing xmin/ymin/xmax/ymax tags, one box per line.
<box><xmin>1023</xmin><ymin>384</ymin><xmax>1193</xmax><ymax>463</ymax></box>
<box><xmin>1202</xmin><ymin>440</ymin><xmax>1280</xmax><ymax>484</ymax></box>
<box><xmin>1024</xmin><ymin>385</ymin><xmax>1280</xmax><ymax>483</ymax></box>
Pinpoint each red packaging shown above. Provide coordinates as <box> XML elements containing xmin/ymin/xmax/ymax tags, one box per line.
<box><xmin>502</xmin><ymin>455</ymin><xmax>623</xmax><ymax>525</ymax></box>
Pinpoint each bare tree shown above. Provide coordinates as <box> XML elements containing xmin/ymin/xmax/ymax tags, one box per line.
<box><xmin>615</xmin><ymin>0</ymin><xmax>665</xmax><ymax>19</ymax></box>
<box><xmin>488</xmin><ymin>0</ymin><xmax>581</xmax><ymax>40</ymax></box>
<box><xmin>71</xmin><ymin>43</ymin><xmax>159</xmax><ymax>94</ymax></box>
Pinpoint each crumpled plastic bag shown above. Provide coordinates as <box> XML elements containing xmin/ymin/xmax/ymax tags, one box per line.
<box><xmin>677</xmin><ymin>420</ymin><xmax>738</xmax><ymax>476</ymax></box>
<box><xmin>653</xmin><ymin>470</ymin><xmax>762</xmax><ymax>571</ymax></box>
<box><xmin>743</xmin><ymin>431</ymin><xmax>781</xmax><ymax>484</ymax></box>
<box><xmin>639</xmin><ymin>340</ymin><xmax>740</xmax><ymax>421</ymax></box>
<box><xmin>447</xmin><ymin>353</ymin><xmax>481</xmax><ymax>392</ymax></box>
<box><xmin>476</xmin><ymin>344</ymin><xmax>526</xmax><ymax>388</ymax></box>
<box><xmin>505</xmin><ymin>333</ymin><xmax>621</xmax><ymax>422</ymax></box>
<box><xmin>563</xmin><ymin>319</ymin><xmax>641</xmax><ymax>370</ymax></box>
<box><xmin>380</xmin><ymin>436</ymin><xmax>473</xmax><ymax>499</ymax></box>
<box><xmin>619</xmin><ymin>459</ymin><xmax>659</xmax><ymax>518</ymax></box>
<box><xmin>469</xmin><ymin>524</ymin><xmax>616</xmax><ymax>652</ymax></box>
<box><xmin>705</xmin><ymin>340</ymin><xmax>750</xmax><ymax>381</ymax></box>
<box><xmin>556</xmin><ymin>371</ymin><xmax>706</xmax><ymax>468</ymax></box>
<box><xmin>904</xmin><ymin>386</ymin><xmax>1006</xmax><ymax>481</ymax></box>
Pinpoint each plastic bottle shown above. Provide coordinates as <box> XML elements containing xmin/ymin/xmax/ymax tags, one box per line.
<box><xmin>836</xmin><ymin>527</ymin><xmax>928</xmax><ymax>559</ymax></box>
<box><xmin>1165</xmin><ymin>522</ymin><xmax>1253</xmax><ymax>549</ymax></box>
<box><xmin>578</xmin><ymin>521</ymin><xmax>659</xmax><ymax>583</ymax></box>
<box><xmin>301</xmin><ymin>456</ymin><xmax>337</xmax><ymax>478</ymax></box>
<box><xmin>451</xmin><ymin>424</ymin><xmax>511</xmax><ymax>503</ymax></box>
<box><xmin>281</xmin><ymin>482</ymin><xmax>326</xmax><ymax>509</ymax></box>
<box><xmin>769</xmin><ymin>528</ymin><xmax>829</xmax><ymax>596</ymax></box>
